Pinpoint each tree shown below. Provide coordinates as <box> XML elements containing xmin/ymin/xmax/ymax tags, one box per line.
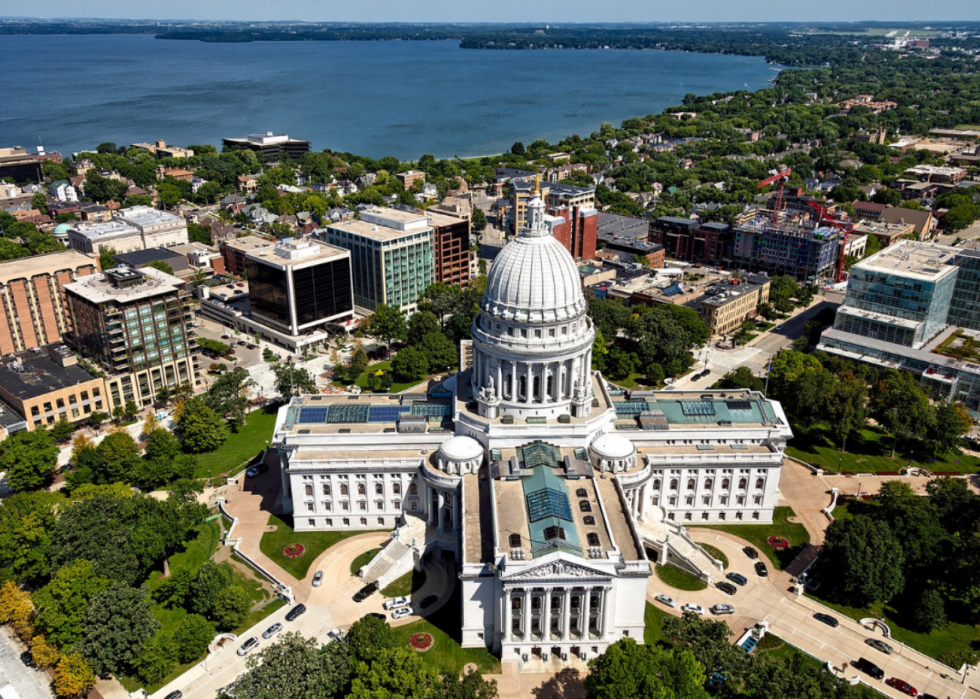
<box><xmin>172</xmin><ymin>614</ymin><xmax>216</xmax><ymax>662</ymax></box>
<box><xmin>346</xmin><ymin>614</ymin><xmax>395</xmax><ymax>664</ymax></box>
<box><xmin>349</xmin><ymin>647</ymin><xmax>443</xmax><ymax>698</ymax></box>
<box><xmin>271</xmin><ymin>361</ymin><xmax>318</xmax><ymax>398</ymax></box>
<box><xmin>346</xmin><ymin>347</ymin><xmax>370</xmax><ymax>383</ymax></box>
<box><xmin>229</xmin><ymin>632</ymin><xmax>351</xmax><ymax>699</ymax></box>
<box><xmin>912</xmin><ymin>588</ymin><xmax>948</xmax><ymax>632</ymax></box>
<box><xmin>584</xmin><ymin>638</ymin><xmax>710</xmax><ymax>699</ymax></box>
<box><xmin>30</xmin><ymin>634</ymin><xmax>61</xmax><ymax>668</ymax></box>
<box><xmin>212</xmin><ymin>584</ymin><xmax>250</xmax><ymax>631</ymax></box>
<box><xmin>0</xmin><ymin>428</ymin><xmax>58</xmax><ymax>492</ymax></box>
<box><xmin>417</xmin><ymin>332</ymin><xmax>458</xmax><ymax>373</ymax></box>
<box><xmin>88</xmin><ymin>411</ymin><xmax>109</xmax><ymax>432</ymax></box>
<box><xmin>818</xmin><ymin>515</ymin><xmax>904</xmax><ymax>607</ymax></box>
<box><xmin>365</xmin><ymin>304</ymin><xmax>407</xmax><ymax>355</ymax></box>
<box><xmin>143</xmin><ymin>259</ymin><xmax>173</xmax><ymax>276</ymax></box>
<box><xmin>123</xmin><ymin>400</ymin><xmax>139</xmax><ymax>421</ymax></box>
<box><xmin>34</xmin><ymin>559</ymin><xmax>112</xmax><ymax>648</ymax></box>
<box><xmin>391</xmin><ymin>347</ymin><xmax>429</xmax><ymax>382</ymax></box>
<box><xmin>54</xmin><ymin>653</ymin><xmax>96</xmax><ymax>698</ymax></box>
<box><xmin>133</xmin><ymin>633</ymin><xmax>177</xmax><ymax>686</ymax></box>
<box><xmin>869</xmin><ymin>370</ymin><xmax>931</xmax><ymax>457</ymax></box>
<box><xmin>190</xmin><ymin>561</ymin><xmax>228</xmax><ymax>617</ymax></box>
<box><xmin>98</xmin><ymin>245</ymin><xmax>117</xmax><ymax>271</ymax></box>
<box><xmin>145</xmin><ymin>428</ymin><xmax>180</xmax><ymax>462</ymax></box>
<box><xmin>510</xmin><ymin>142</ymin><xmax>526</xmax><ymax>156</ymax></box>
<box><xmin>407</xmin><ymin>311</ymin><xmax>440</xmax><ymax>345</ymax></box>
<box><xmin>205</xmin><ymin>366</ymin><xmax>255</xmax><ymax>429</ymax></box>
<box><xmin>927</xmin><ymin>400</ymin><xmax>972</xmax><ymax>458</ymax></box>
<box><xmin>79</xmin><ymin>582</ymin><xmax>159</xmax><ymax>676</ymax></box>
<box><xmin>49</xmin><ymin>419</ymin><xmax>76</xmax><ymax>444</ymax></box>
<box><xmin>825</xmin><ymin>372</ymin><xmax>867</xmax><ymax>452</ymax></box>
<box><xmin>0</xmin><ymin>581</ymin><xmax>35</xmax><ymax>639</ymax></box>
<box><xmin>712</xmin><ymin>366</ymin><xmax>764</xmax><ymax>393</ymax></box>
<box><xmin>0</xmin><ymin>492</ymin><xmax>61</xmax><ymax>586</ymax></box>
<box><xmin>179</xmin><ymin>398</ymin><xmax>229</xmax><ymax>453</ymax></box>
<box><xmin>94</xmin><ymin>430</ymin><xmax>141</xmax><ymax>484</ymax></box>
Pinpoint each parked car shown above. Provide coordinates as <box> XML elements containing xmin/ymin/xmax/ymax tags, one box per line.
<box><xmin>855</xmin><ymin>657</ymin><xmax>884</xmax><ymax>680</ymax></box>
<box><xmin>813</xmin><ymin>612</ymin><xmax>839</xmax><ymax>628</ymax></box>
<box><xmin>383</xmin><ymin>596</ymin><xmax>411</xmax><ymax>610</ymax></box>
<box><xmin>246</xmin><ymin>466</ymin><xmax>261</xmax><ymax>477</ymax></box>
<box><xmin>726</xmin><ymin>572</ymin><xmax>748</xmax><ymax>586</ymax></box>
<box><xmin>285</xmin><ymin>604</ymin><xmax>307</xmax><ymax>621</ymax></box>
<box><xmin>237</xmin><ymin>637</ymin><xmax>259</xmax><ymax>656</ymax></box>
<box><xmin>328</xmin><ymin>628</ymin><xmax>344</xmax><ymax>641</ymax></box>
<box><xmin>885</xmin><ymin>678</ymin><xmax>918</xmax><ymax>696</ymax></box>
<box><xmin>865</xmin><ymin>638</ymin><xmax>893</xmax><ymax>655</ymax></box>
<box><xmin>262</xmin><ymin>622</ymin><xmax>282</xmax><ymax>640</ymax></box>
<box><xmin>354</xmin><ymin>582</ymin><xmax>379</xmax><ymax>603</ymax></box>
<box><xmin>743</xmin><ymin>546</ymin><xmax>759</xmax><ymax>559</ymax></box>
<box><xmin>754</xmin><ymin>561</ymin><xmax>768</xmax><ymax>577</ymax></box>
<box><xmin>312</xmin><ymin>571</ymin><xmax>324</xmax><ymax>587</ymax></box>
<box><xmin>681</xmin><ymin>603</ymin><xmax>705</xmax><ymax>615</ymax></box>
<box><xmin>655</xmin><ymin>594</ymin><xmax>677</xmax><ymax>608</ymax></box>
<box><xmin>163</xmin><ymin>692</ymin><xmax>183</xmax><ymax>699</ymax></box>
<box><xmin>247</xmin><ymin>344</ymin><xmax>257</xmax><ymax>350</ymax></box>
<box><xmin>716</xmin><ymin>581</ymin><xmax>738</xmax><ymax>596</ymax></box>
<box><xmin>419</xmin><ymin>594</ymin><xmax>439</xmax><ymax>610</ymax></box>
<box><xmin>710</xmin><ymin>604</ymin><xmax>735</xmax><ymax>615</ymax></box>
<box><xmin>391</xmin><ymin>606</ymin><xmax>414</xmax><ymax>620</ymax></box>
<box><xmin>20</xmin><ymin>651</ymin><xmax>34</xmax><ymax>667</ymax></box>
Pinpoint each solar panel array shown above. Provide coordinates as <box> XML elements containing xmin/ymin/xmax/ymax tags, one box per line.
<box><xmin>297</xmin><ymin>407</ymin><xmax>329</xmax><ymax>424</ymax></box>
<box><xmin>526</xmin><ymin>488</ymin><xmax>573</xmax><ymax>523</ymax></box>
<box><xmin>681</xmin><ymin>401</ymin><xmax>716</xmax><ymax>416</ymax></box>
<box><xmin>411</xmin><ymin>403</ymin><xmax>451</xmax><ymax>417</ymax></box>
<box><xmin>327</xmin><ymin>405</ymin><xmax>370</xmax><ymax>423</ymax></box>
<box><xmin>368</xmin><ymin>406</ymin><xmax>411</xmax><ymax>423</ymax></box>
<box><xmin>725</xmin><ymin>400</ymin><xmax>753</xmax><ymax>411</ymax></box>
<box><xmin>614</xmin><ymin>401</ymin><xmax>651</xmax><ymax>415</ymax></box>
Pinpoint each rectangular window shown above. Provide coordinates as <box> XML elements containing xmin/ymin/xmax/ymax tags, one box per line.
<box><xmin>308</xmin><ymin>519</ymin><xmax>315</xmax><ymax>527</ymax></box>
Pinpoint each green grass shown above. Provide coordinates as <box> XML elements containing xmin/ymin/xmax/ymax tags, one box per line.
<box><xmin>192</xmin><ymin>406</ymin><xmax>280</xmax><ymax>478</ymax></box>
<box><xmin>644</xmin><ymin>603</ymin><xmax>672</xmax><ymax>647</ymax></box>
<box><xmin>390</xmin><ymin>586</ymin><xmax>501</xmax><ymax>675</ymax></box>
<box><xmin>700</xmin><ymin>544</ymin><xmax>729</xmax><ymax>570</ymax></box>
<box><xmin>691</xmin><ymin>506</ymin><xmax>811</xmax><ymax>571</ymax></box>
<box><xmin>350</xmin><ymin>548</ymin><xmax>380</xmax><ymax>577</ymax></box>
<box><xmin>786</xmin><ymin>423</ymin><xmax>980</xmax><ymax>475</ymax></box>
<box><xmin>758</xmin><ymin>635</ymin><xmax>825</xmax><ymax>669</ymax></box>
<box><xmin>380</xmin><ymin>568</ymin><xmax>426</xmax><ymax>598</ymax></box>
<box><xmin>334</xmin><ymin>360</ymin><xmax>437</xmax><ymax>393</ymax></box>
<box><xmin>258</xmin><ymin>514</ymin><xmax>384</xmax><ymax>580</ymax></box>
<box><xmin>655</xmin><ymin>564</ymin><xmax>708</xmax><ymax>591</ymax></box>
<box><xmin>954</xmin><ymin>124</ymin><xmax>980</xmax><ymax>130</ymax></box>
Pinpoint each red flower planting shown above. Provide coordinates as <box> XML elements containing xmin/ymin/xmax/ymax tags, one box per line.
<box><xmin>409</xmin><ymin>632</ymin><xmax>433</xmax><ymax>652</ymax></box>
<box><xmin>767</xmin><ymin>536</ymin><xmax>788</xmax><ymax>550</ymax></box>
<box><xmin>282</xmin><ymin>543</ymin><xmax>306</xmax><ymax>559</ymax></box>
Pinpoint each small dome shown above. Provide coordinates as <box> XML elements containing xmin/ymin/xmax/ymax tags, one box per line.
<box><xmin>591</xmin><ymin>433</ymin><xmax>636</xmax><ymax>460</ymax></box>
<box><xmin>54</xmin><ymin>223</ymin><xmax>72</xmax><ymax>235</ymax></box>
<box><xmin>439</xmin><ymin>436</ymin><xmax>483</xmax><ymax>462</ymax></box>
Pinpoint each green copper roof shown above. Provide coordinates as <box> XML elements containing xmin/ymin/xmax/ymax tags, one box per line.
<box><xmin>521</xmin><ymin>463</ymin><xmax>581</xmax><ymax>558</ymax></box>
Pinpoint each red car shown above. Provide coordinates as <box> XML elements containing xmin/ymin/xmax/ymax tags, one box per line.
<box><xmin>885</xmin><ymin>678</ymin><xmax>918</xmax><ymax>696</ymax></box>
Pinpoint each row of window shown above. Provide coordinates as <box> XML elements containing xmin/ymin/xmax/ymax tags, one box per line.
<box><xmin>304</xmin><ymin>481</ymin><xmax>405</xmax><ymax>497</ymax></box>
<box><xmin>307</xmin><ymin>517</ymin><xmax>388</xmax><ymax>528</ymax></box>
<box><xmin>305</xmin><ymin>499</ymin><xmax>402</xmax><ymax>513</ymax></box>
<box><xmin>654</xmin><ymin>477</ymin><xmax>765</xmax><ymax>492</ymax></box>
<box><xmin>659</xmin><ymin>494</ymin><xmax>763</xmax><ymax>507</ymax></box>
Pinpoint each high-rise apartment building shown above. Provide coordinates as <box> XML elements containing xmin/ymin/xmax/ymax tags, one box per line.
<box><xmin>320</xmin><ymin>208</ymin><xmax>435</xmax><ymax>314</ymax></box>
<box><xmin>510</xmin><ymin>179</ymin><xmax>595</xmax><ymax>237</ymax></box>
<box><xmin>64</xmin><ymin>266</ymin><xmax>198</xmax><ymax>409</ymax></box>
<box><xmin>0</xmin><ymin>250</ymin><xmax>100</xmax><ymax>354</ymax></box>
<box><xmin>425</xmin><ymin>211</ymin><xmax>472</xmax><ymax>289</ymax></box>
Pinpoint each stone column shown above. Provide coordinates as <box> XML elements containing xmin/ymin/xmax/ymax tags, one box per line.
<box><xmin>525</xmin><ymin>363</ymin><xmax>533</xmax><ymax>405</ymax></box>
<box><xmin>552</xmin><ymin>362</ymin><xmax>561</xmax><ymax>401</ymax></box>
<box><xmin>510</xmin><ymin>361</ymin><xmax>517</xmax><ymax>402</ymax></box>
<box><xmin>522</xmin><ymin>589</ymin><xmax>532</xmax><ymax>639</ymax></box>
<box><xmin>582</xmin><ymin>587</ymin><xmax>592</xmax><ymax>638</ymax></box>
<box><xmin>504</xmin><ymin>589</ymin><xmax>512</xmax><ymax>642</ymax></box>
<box><xmin>437</xmin><ymin>491</ymin><xmax>446</xmax><ymax>531</ymax></box>
<box><xmin>600</xmin><ymin>587</ymin><xmax>613</xmax><ymax>639</ymax></box>
<box><xmin>453</xmin><ymin>491</ymin><xmax>461</xmax><ymax>532</ymax></box>
<box><xmin>496</xmin><ymin>361</ymin><xmax>503</xmax><ymax>397</ymax></box>
<box><xmin>542</xmin><ymin>588</ymin><xmax>553</xmax><ymax>641</ymax></box>
<box><xmin>562</xmin><ymin>588</ymin><xmax>572</xmax><ymax>640</ymax></box>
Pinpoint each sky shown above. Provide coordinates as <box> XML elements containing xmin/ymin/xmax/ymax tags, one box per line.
<box><xmin>11</xmin><ymin>0</ymin><xmax>980</xmax><ymax>23</ymax></box>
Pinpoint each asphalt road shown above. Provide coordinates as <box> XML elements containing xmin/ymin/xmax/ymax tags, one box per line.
<box><xmin>751</xmin><ymin>299</ymin><xmax>839</xmax><ymax>355</ymax></box>
<box><xmin>0</xmin><ymin>628</ymin><xmax>54</xmax><ymax>699</ymax></box>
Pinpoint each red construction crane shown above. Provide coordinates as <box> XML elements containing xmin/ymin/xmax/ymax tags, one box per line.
<box><xmin>806</xmin><ymin>200</ymin><xmax>854</xmax><ymax>282</ymax></box>
<box><xmin>758</xmin><ymin>167</ymin><xmax>792</xmax><ymax>225</ymax></box>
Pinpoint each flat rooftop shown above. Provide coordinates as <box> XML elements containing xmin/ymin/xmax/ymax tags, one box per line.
<box><xmin>597</xmin><ymin>212</ymin><xmax>650</xmax><ymax>239</ymax></box>
<box><xmin>0</xmin><ymin>349</ymin><xmax>100</xmax><ymax>401</ymax></box>
<box><xmin>855</xmin><ymin>240</ymin><xmax>959</xmax><ymax>282</ymax></box>
<box><xmin>0</xmin><ymin>249</ymin><xmax>96</xmax><ymax>285</ymax></box>
<box><xmin>606</xmin><ymin>387</ymin><xmax>785</xmax><ymax>429</ymax></box>
<box><xmin>245</xmin><ymin>238</ymin><xmax>349</xmax><ymax>268</ymax></box>
<box><xmin>222</xmin><ymin>235</ymin><xmax>273</xmax><ymax>254</ymax></box>
<box><xmin>324</xmin><ymin>217</ymin><xmax>431</xmax><ymax>242</ymax></box>
<box><xmin>70</xmin><ymin>219</ymin><xmax>139</xmax><ymax>242</ymax></box>
<box><xmin>63</xmin><ymin>266</ymin><xmax>185</xmax><ymax>304</ymax></box>
<box><xmin>280</xmin><ymin>391</ymin><xmax>454</xmax><ymax>435</ymax></box>
<box><xmin>115</xmin><ymin>206</ymin><xmax>184</xmax><ymax>228</ymax></box>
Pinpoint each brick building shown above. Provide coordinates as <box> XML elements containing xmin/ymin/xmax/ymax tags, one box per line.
<box><xmin>548</xmin><ymin>205</ymin><xmax>598</xmax><ymax>261</ymax></box>
<box><xmin>649</xmin><ymin>217</ymin><xmax>734</xmax><ymax>267</ymax></box>
<box><xmin>427</xmin><ymin>211</ymin><xmax>473</xmax><ymax>289</ymax></box>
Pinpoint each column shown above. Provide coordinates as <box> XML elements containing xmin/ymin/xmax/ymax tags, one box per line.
<box><xmin>453</xmin><ymin>491</ymin><xmax>461</xmax><ymax>532</ymax></box>
<box><xmin>504</xmin><ymin>589</ymin><xmax>513</xmax><ymax>641</ymax></box>
<box><xmin>510</xmin><ymin>361</ymin><xmax>517</xmax><ymax>401</ymax></box>
<box><xmin>600</xmin><ymin>588</ymin><xmax>613</xmax><ymax>639</ymax></box>
<box><xmin>496</xmin><ymin>361</ymin><xmax>503</xmax><ymax>396</ymax></box>
<box><xmin>437</xmin><ymin>491</ymin><xmax>446</xmax><ymax>530</ymax></box>
<box><xmin>525</xmin><ymin>363</ymin><xmax>533</xmax><ymax>405</ymax></box>
<box><xmin>522</xmin><ymin>590</ymin><xmax>532</xmax><ymax>639</ymax></box>
<box><xmin>562</xmin><ymin>588</ymin><xmax>572</xmax><ymax>640</ymax></box>
<box><xmin>427</xmin><ymin>483</ymin><xmax>437</xmax><ymax>526</ymax></box>
<box><xmin>552</xmin><ymin>362</ymin><xmax>561</xmax><ymax>401</ymax></box>
<box><xmin>542</xmin><ymin>588</ymin><xmax>552</xmax><ymax>641</ymax></box>
<box><xmin>582</xmin><ymin>587</ymin><xmax>592</xmax><ymax>638</ymax></box>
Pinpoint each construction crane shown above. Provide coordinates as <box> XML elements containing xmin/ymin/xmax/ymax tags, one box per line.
<box><xmin>806</xmin><ymin>200</ymin><xmax>854</xmax><ymax>282</ymax></box>
<box><xmin>757</xmin><ymin>167</ymin><xmax>792</xmax><ymax>225</ymax></box>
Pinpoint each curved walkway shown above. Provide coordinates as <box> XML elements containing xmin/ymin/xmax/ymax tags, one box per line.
<box><xmin>647</xmin><ymin>528</ymin><xmax>973</xmax><ymax>699</ymax></box>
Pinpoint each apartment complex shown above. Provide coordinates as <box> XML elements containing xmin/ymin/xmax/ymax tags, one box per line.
<box><xmin>548</xmin><ymin>204</ymin><xmax>598</xmax><ymax>261</ymax></box>
<box><xmin>0</xmin><ymin>346</ymin><xmax>106</xmax><ymax>431</ymax></box>
<box><xmin>68</xmin><ymin>206</ymin><xmax>188</xmax><ymax>255</ymax></box>
<box><xmin>819</xmin><ymin>242</ymin><xmax>980</xmax><ymax>409</ymax></box>
<box><xmin>222</xmin><ymin>132</ymin><xmax>310</xmax><ymax>159</ymax></box>
<box><xmin>245</xmin><ymin>238</ymin><xmax>354</xmax><ymax>336</ymax></box>
<box><xmin>854</xmin><ymin>221</ymin><xmax>916</xmax><ymax>249</ymax></box>
<box><xmin>426</xmin><ymin>211</ymin><xmax>472</xmax><ymax>289</ymax></box>
<box><xmin>509</xmin><ymin>179</ymin><xmax>595</xmax><ymax>236</ymax></box>
<box><xmin>732</xmin><ymin>216</ymin><xmax>842</xmax><ymax>282</ymax></box>
<box><xmin>320</xmin><ymin>208</ymin><xmax>435</xmax><ymax>314</ymax></box>
<box><xmin>699</xmin><ymin>275</ymin><xmax>771</xmax><ymax>337</ymax></box>
<box><xmin>0</xmin><ymin>250</ymin><xmax>100</xmax><ymax>354</ymax></box>
<box><xmin>649</xmin><ymin>217</ymin><xmax>735</xmax><ymax>267</ymax></box>
<box><xmin>64</xmin><ymin>266</ymin><xmax>198</xmax><ymax>409</ymax></box>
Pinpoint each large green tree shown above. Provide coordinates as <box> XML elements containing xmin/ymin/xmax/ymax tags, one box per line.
<box><xmin>366</xmin><ymin>303</ymin><xmax>408</xmax><ymax>356</ymax></box>
<box><xmin>825</xmin><ymin>372</ymin><xmax>867</xmax><ymax>452</ymax></box>
<box><xmin>0</xmin><ymin>428</ymin><xmax>58</xmax><ymax>492</ymax></box>
<box><xmin>818</xmin><ymin>515</ymin><xmax>905</xmax><ymax>607</ymax></box>
<box><xmin>391</xmin><ymin>346</ymin><xmax>429</xmax><ymax>382</ymax></box>
<box><xmin>78</xmin><ymin>582</ymin><xmax>159</xmax><ymax>676</ymax></box>
<box><xmin>869</xmin><ymin>370</ymin><xmax>932</xmax><ymax>457</ymax></box>
<box><xmin>33</xmin><ymin>559</ymin><xmax>112</xmax><ymax>648</ymax></box>
<box><xmin>585</xmin><ymin>637</ymin><xmax>710</xmax><ymax>699</ymax></box>
<box><xmin>205</xmin><ymin>366</ymin><xmax>255</xmax><ymax>429</ymax></box>
<box><xmin>94</xmin><ymin>431</ymin><xmax>141</xmax><ymax>484</ymax></box>
<box><xmin>228</xmin><ymin>632</ymin><xmax>352</xmax><ymax>699</ymax></box>
<box><xmin>179</xmin><ymin>397</ymin><xmax>229</xmax><ymax>453</ymax></box>
<box><xmin>271</xmin><ymin>361</ymin><xmax>318</xmax><ymax>398</ymax></box>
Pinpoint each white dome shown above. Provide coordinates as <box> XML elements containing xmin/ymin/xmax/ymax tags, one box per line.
<box><xmin>591</xmin><ymin>433</ymin><xmax>636</xmax><ymax>460</ymax></box>
<box><xmin>439</xmin><ymin>436</ymin><xmax>484</xmax><ymax>462</ymax></box>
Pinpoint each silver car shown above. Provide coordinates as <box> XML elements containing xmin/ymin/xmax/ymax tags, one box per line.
<box><xmin>312</xmin><ymin>571</ymin><xmax>324</xmax><ymax>587</ymax></box>
<box><xmin>237</xmin><ymin>637</ymin><xmax>259</xmax><ymax>656</ymax></box>
<box><xmin>262</xmin><ymin>623</ymin><xmax>282</xmax><ymax>640</ymax></box>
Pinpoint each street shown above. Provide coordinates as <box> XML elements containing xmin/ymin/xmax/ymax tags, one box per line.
<box><xmin>0</xmin><ymin>627</ymin><xmax>54</xmax><ymax>699</ymax></box>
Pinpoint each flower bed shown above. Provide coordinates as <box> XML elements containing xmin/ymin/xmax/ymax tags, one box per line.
<box><xmin>409</xmin><ymin>632</ymin><xmax>434</xmax><ymax>652</ymax></box>
<box><xmin>767</xmin><ymin>536</ymin><xmax>789</xmax><ymax>550</ymax></box>
<box><xmin>282</xmin><ymin>543</ymin><xmax>306</xmax><ymax>559</ymax></box>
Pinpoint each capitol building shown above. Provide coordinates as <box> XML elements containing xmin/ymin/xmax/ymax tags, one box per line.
<box><xmin>272</xmin><ymin>186</ymin><xmax>792</xmax><ymax>665</ymax></box>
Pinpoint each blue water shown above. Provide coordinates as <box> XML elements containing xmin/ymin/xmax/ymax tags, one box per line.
<box><xmin>0</xmin><ymin>35</ymin><xmax>777</xmax><ymax>160</ymax></box>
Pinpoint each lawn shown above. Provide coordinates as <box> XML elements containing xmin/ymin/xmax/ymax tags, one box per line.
<box><xmin>390</xmin><ymin>586</ymin><xmax>501</xmax><ymax>675</ymax></box>
<box><xmin>193</xmin><ymin>406</ymin><xmax>280</xmax><ymax>478</ymax></box>
<box><xmin>380</xmin><ymin>568</ymin><xmax>426</xmax><ymax>598</ymax></box>
<box><xmin>334</xmin><ymin>360</ymin><xmax>439</xmax><ymax>393</ymax></box>
<box><xmin>350</xmin><ymin>548</ymin><xmax>380</xmax><ymax>577</ymax></box>
<box><xmin>692</xmin><ymin>506</ymin><xmax>810</xmax><ymax>570</ymax></box>
<box><xmin>259</xmin><ymin>514</ymin><xmax>385</xmax><ymax>580</ymax></box>
<box><xmin>786</xmin><ymin>423</ymin><xmax>980</xmax><ymax>475</ymax></box>
<box><xmin>644</xmin><ymin>602</ymin><xmax>672</xmax><ymax>647</ymax></box>
<box><xmin>655</xmin><ymin>564</ymin><xmax>708</xmax><ymax>591</ymax></box>
<box><xmin>700</xmin><ymin>544</ymin><xmax>729</xmax><ymax>570</ymax></box>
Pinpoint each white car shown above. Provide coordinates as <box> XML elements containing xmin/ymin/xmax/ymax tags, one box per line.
<box><xmin>312</xmin><ymin>571</ymin><xmax>324</xmax><ymax>587</ymax></box>
<box><xmin>391</xmin><ymin>606</ymin><xmax>414</xmax><ymax>620</ymax></box>
<box><xmin>681</xmin><ymin>603</ymin><xmax>705</xmax><ymax>616</ymax></box>
<box><xmin>237</xmin><ymin>637</ymin><xmax>259</xmax><ymax>656</ymax></box>
<box><xmin>655</xmin><ymin>594</ymin><xmax>677</xmax><ymax>608</ymax></box>
<box><xmin>383</xmin><ymin>596</ymin><xmax>411</xmax><ymax>610</ymax></box>
<box><xmin>327</xmin><ymin>628</ymin><xmax>344</xmax><ymax>641</ymax></box>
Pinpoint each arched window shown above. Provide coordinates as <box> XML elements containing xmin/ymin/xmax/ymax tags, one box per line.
<box><xmin>509</xmin><ymin>533</ymin><xmax>521</xmax><ymax>548</ymax></box>
<box><xmin>584</xmin><ymin>515</ymin><xmax>595</xmax><ymax>525</ymax></box>
<box><xmin>579</xmin><ymin>501</ymin><xmax>592</xmax><ymax>512</ymax></box>
<box><xmin>551</xmin><ymin>596</ymin><xmax>561</xmax><ymax>610</ymax></box>
<box><xmin>357</xmin><ymin>483</ymin><xmax>366</xmax><ymax>495</ymax></box>
<box><xmin>670</xmin><ymin>479</ymin><xmax>678</xmax><ymax>491</ymax></box>
<box><xmin>738</xmin><ymin>478</ymin><xmax>747</xmax><ymax>490</ymax></box>
<box><xmin>653</xmin><ymin>479</ymin><xmax>661</xmax><ymax>490</ymax></box>
<box><xmin>721</xmin><ymin>479</ymin><xmax>730</xmax><ymax>490</ymax></box>
<box><xmin>587</xmin><ymin>533</ymin><xmax>600</xmax><ymax>546</ymax></box>
<box><xmin>755</xmin><ymin>478</ymin><xmax>764</xmax><ymax>489</ymax></box>
<box><xmin>704</xmin><ymin>479</ymin><xmax>713</xmax><ymax>489</ymax></box>
<box><xmin>576</xmin><ymin>488</ymin><xmax>588</xmax><ymax>497</ymax></box>
<box><xmin>687</xmin><ymin>478</ymin><xmax>696</xmax><ymax>490</ymax></box>
<box><xmin>408</xmin><ymin>483</ymin><xmax>417</xmax><ymax>495</ymax></box>
<box><xmin>512</xmin><ymin>597</ymin><xmax>522</xmax><ymax>610</ymax></box>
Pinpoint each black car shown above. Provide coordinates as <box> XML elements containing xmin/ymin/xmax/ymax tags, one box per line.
<box><xmin>726</xmin><ymin>572</ymin><xmax>748</xmax><ymax>586</ymax></box>
<box><xmin>164</xmin><ymin>692</ymin><xmax>184</xmax><ymax>699</ymax></box>
<box><xmin>20</xmin><ymin>651</ymin><xmax>34</xmax><ymax>667</ymax></box>
<box><xmin>716</xmin><ymin>581</ymin><xmax>738</xmax><ymax>596</ymax></box>
<box><xmin>743</xmin><ymin>546</ymin><xmax>759</xmax><ymax>560</ymax></box>
<box><xmin>855</xmin><ymin>657</ymin><xmax>884</xmax><ymax>680</ymax></box>
<box><xmin>285</xmin><ymin>603</ymin><xmax>307</xmax><ymax>621</ymax></box>
<box><xmin>353</xmin><ymin>581</ymin><xmax>379</xmax><ymax>603</ymax></box>
<box><xmin>813</xmin><ymin>612</ymin><xmax>839</xmax><ymax>627</ymax></box>
<box><xmin>754</xmin><ymin>561</ymin><xmax>768</xmax><ymax>577</ymax></box>
<box><xmin>419</xmin><ymin>594</ymin><xmax>439</xmax><ymax>610</ymax></box>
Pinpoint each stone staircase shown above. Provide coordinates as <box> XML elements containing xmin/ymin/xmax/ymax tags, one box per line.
<box><xmin>359</xmin><ymin>514</ymin><xmax>430</xmax><ymax>588</ymax></box>
<box><xmin>634</xmin><ymin>506</ymin><xmax>723</xmax><ymax>583</ymax></box>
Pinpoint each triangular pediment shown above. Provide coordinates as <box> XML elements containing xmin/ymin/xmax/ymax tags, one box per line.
<box><xmin>502</xmin><ymin>559</ymin><xmax>609</xmax><ymax>581</ymax></box>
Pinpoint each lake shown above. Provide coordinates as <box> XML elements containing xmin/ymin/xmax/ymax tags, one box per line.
<box><xmin>0</xmin><ymin>35</ymin><xmax>778</xmax><ymax>160</ymax></box>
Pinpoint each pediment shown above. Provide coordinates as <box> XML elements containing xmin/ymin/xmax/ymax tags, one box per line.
<box><xmin>502</xmin><ymin>559</ymin><xmax>609</xmax><ymax>581</ymax></box>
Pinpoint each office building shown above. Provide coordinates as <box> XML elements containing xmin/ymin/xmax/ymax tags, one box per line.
<box><xmin>854</xmin><ymin>221</ymin><xmax>915</xmax><ymax>249</ymax></box>
<box><xmin>0</xmin><ymin>250</ymin><xmax>100</xmax><ymax>354</ymax></box>
<box><xmin>222</xmin><ymin>132</ymin><xmax>310</xmax><ymax>159</ymax></box>
<box><xmin>245</xmin><ymin>238</ymin><xmax>354</xmax><ymax>337</ymax></box>
<box><xmin>320</xmin><ymin>208</ymin><xmax>435</xmax><ymax>314</ymax></box>
<box><xmin>115</xmin><ymin>206</ymin><xmax>189</xmax><ymax>248</ymax></box>
<box><xmin>220</xmin><ymin>235</ymin><xmax>273</xmax><ymax>277</ymax></box>
<box><xmin>426</xmin><ymin>211</ymin><xmax>472</xmax><ymax>289</ymax></box>
<box><xmin>510</xmin><ymin>179</ymin><xmax>595</xmax><ymax>237</ymax></box>
<box><xmin>275</xmin><ymin>189</ymin><xmax>792</xmax><ymax>668</ymax></box>
<box><xmin>68</xmin><ymin>207</ymin><xmax>188</xmax><ymax>255</ymax></box>
<box><xmin>698</xmin><ymin>275</ymin><xmax>771</xmax><ymax>337</ymax></box>
<box><xmin>64</xmin><ymin>266</ymin><xmax>198</xmax><ymax>409</ymax></box>
<box><xmin>732</xmin><ymin>215</ymin><xmax>842</xmax><ymax>282</ymax></box>
<box><xmin>0</xmin><ymin>346</ymin><xmax>106</xmax><ymax>431</ymax></box>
